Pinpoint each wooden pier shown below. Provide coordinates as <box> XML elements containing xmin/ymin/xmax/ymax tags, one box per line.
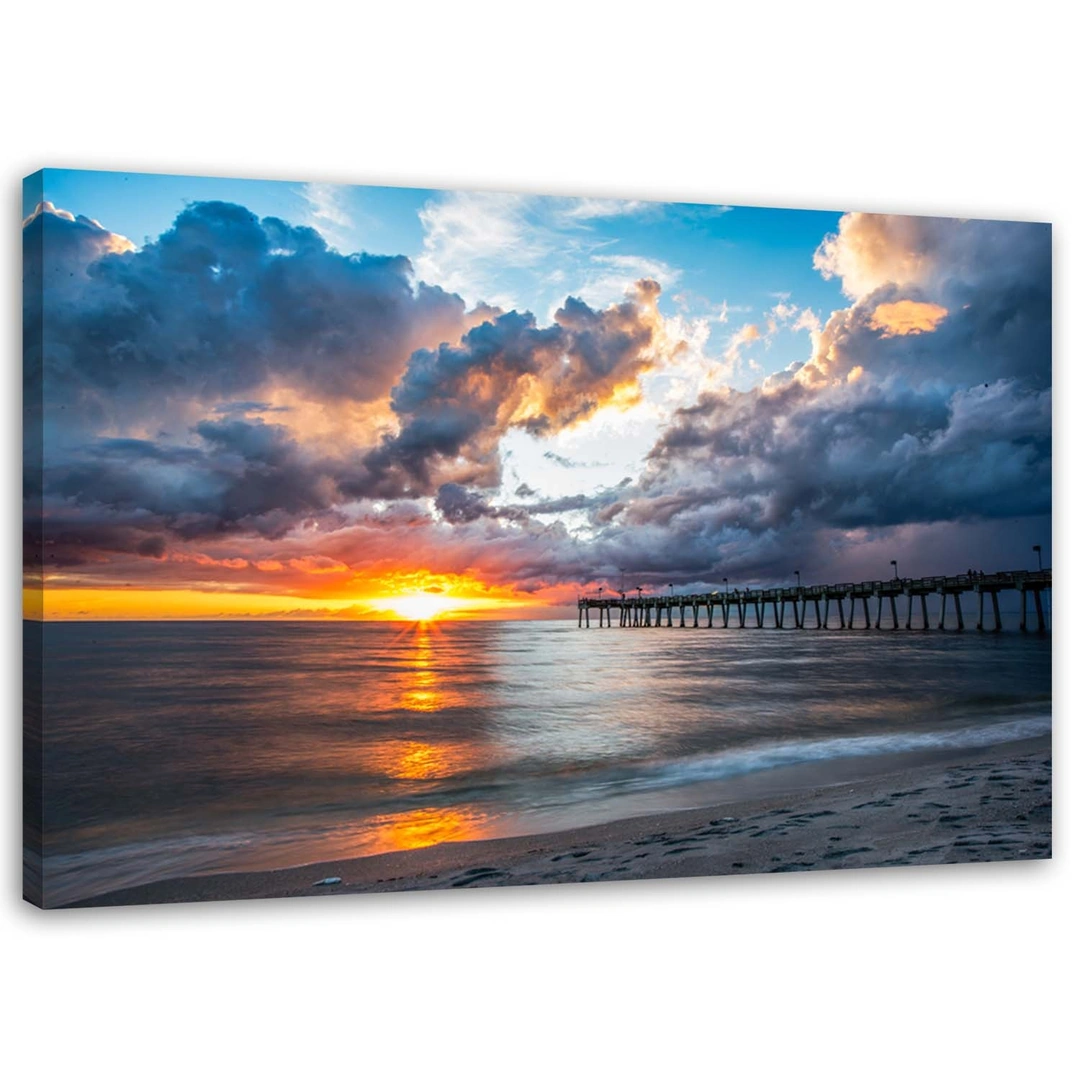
<box><xmin>577</xmin><ymin>569</ymin><xmax>1052</xmax><ymax>632</ymax></box>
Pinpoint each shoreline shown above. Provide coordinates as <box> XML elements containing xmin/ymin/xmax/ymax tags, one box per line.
<box><xmin>66</xmin><ymin>736</ymin><xmax>1052</xmax><ymax>908</ymax></box>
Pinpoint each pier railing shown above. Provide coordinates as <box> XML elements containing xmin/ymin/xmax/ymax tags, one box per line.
<box><xmin>577</xmin><ymin>569</ymin><xmax>1052</xmax><ymax>632</ymax></box>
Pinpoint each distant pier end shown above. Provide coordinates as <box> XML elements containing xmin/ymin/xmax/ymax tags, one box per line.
<box><xmin>576</xmin><ymin>570</ymin><xmax>1052</xmax><ymax>632</ymax></box>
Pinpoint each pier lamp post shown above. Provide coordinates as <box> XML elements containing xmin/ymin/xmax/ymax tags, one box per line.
<box><xmin>1033</xmin><ymin>544</ymin><xmax>1042</xmax><ymax>571</ymax></box>
<box><xmin>890</xmin><ymin>559</ymin><xmax>899</xmax><ymax>580</ymax></box>
<box><xmin>723</xmin><ymin>577</ymin><xmax>728</xmax><ymax>595</ymax></box>
<box><xmin>668</xmin><ymin>583</ymin><xmax>674</xmax><ymax>596</ymax></box>
<box><xmin>794</xmin><ymin>570</ymin><xmax>801</xmax><ymax>588</ymax></box>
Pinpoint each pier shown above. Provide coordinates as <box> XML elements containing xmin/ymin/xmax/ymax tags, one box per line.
<box><xmin>577</xmin><ymin>569</ymin><xmax>1052</xmax><ymax>632</ymax></box>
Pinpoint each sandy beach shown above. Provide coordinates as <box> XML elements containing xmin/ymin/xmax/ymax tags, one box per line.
<box><xmin>70</xmin><ymin>738</ymin><xmax>1051</xmax><ymax>908</ymax></box>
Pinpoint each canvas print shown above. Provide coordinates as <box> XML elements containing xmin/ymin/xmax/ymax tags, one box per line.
<box><xmin>23</xmin><ymin>169</ymin><xmax>1052</xmax><ymax>908</ymax></box>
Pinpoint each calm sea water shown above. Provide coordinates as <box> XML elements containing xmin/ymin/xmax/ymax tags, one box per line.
<box><xmin>30</xmin><ymin>619</ymin><xmax>1052</xmax><ymax>905</ymax></box>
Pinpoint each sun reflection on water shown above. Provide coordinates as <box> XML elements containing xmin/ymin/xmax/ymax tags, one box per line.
<box><xmin>376</xmin><ymin>739</ymin><xmax>472</xmax><ymax>780</ymax></box>
<box><xmin>367</xmin><ymin>807</ymin><xmax>488</xmax><ymax>850</ymax></box>
<box><xmin>394</xmin><ymin>621</ymin><xmax>461</xmax><ymax>713</ymax></box>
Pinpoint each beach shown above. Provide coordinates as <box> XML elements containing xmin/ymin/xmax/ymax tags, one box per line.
<box><xmin>72</xmin><ymin>738</ymin><xmax>1051</xmax><ymax>907</ymax></box>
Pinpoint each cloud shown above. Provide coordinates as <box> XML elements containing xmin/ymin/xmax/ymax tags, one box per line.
<box><xmin>413</xmin><ymin>190</ymin><xmax>674</xmax><ymax>312</ymax></box>
<box><xmin>869</xmin><ymin>299</ymin><xmax>949</xmax><ymax>337</ymax></box>
<box><xmin>415</xmin><ymin>191</ymin><xmax>547</xmax><ymax>307</ymax></box>
<box><xmin>37</xmin><ymin>416</ymin><xmax>348</xmax><ymax>559</ymax></box>
<box><xmin>798</xmin><ymin>213</ymin><xmax>1050</xmax><ymax>389</ymax></box>
<box><xmin>300</xmin><ymin>183</ymin><xmax>355</xmax><ymax>250</ymax></box>
<box><xmin>575</xmin><ymin>253</ymin><xmax>681</xmax><ymax>309</ymax></box>
<box><xmin>555</xmin><ymin>197</ymin><xmax>648</xmax><ymax>222</ymax></box>
<box><xmin>543</xmin><ymin>451</ymin><xmax>608</xmax><ymax>469</ymax></box>
<box><xmin>365</xmin><ymin>279</ymin><xmax>678</xmax><ymax>494</ymax></box>
<box><xmin>605</xmin><ymin>213</ymin><xmax>1052</xmax><ymax>585</ymax></box>
<box><xmin>723</xmin><ymin>322</ymin><xmax>762</xmax><ymax>364</ymax></box>
<box><xmin>434</xmin><ymin>483</ymin><xmax>500</xmax><ymax>524</ymax></box>
<box><xmin>23</xmin><ymin>200</ymin><xmax>134</xmax><ymax>259</ymax></box>
<box><xmin>30</xmin><ymin>199</ymin><xmax>470</xmax><ymax>419</ymax></box>
<box><xmin>813</xmin><ymin>210</ymin><xmax>1050</xmax><ymax>303</ymax></box>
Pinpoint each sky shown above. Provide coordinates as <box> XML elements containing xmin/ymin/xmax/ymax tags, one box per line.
<box><xmin>23</xmin><ymin>169</ymin><xmax>1052</xmax><ymax>619</ymax></box>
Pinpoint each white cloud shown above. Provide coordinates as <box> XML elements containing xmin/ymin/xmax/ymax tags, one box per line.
<box><xmin>554</xmin><ymin>197</ymin><xmax>647</xmax><ymax>223</ymax></box>
<box><xmin>414</xmin><ymin>191</ymin><xmax>668</xmax><ymax>311</ymax></box>
<box><xmin>300</xmin><ymin>183</ymin><xmax>356</xmax><ymax>251</ymax></box>
<box><xmin>572</xmin><ymin>253</ymin><xmax>681</xmax><ymax>310</ymax></box>
<box><xmin>415</xmin><ymin>191</ymin><xmax>550</xmax><ymax>308</ymax></box>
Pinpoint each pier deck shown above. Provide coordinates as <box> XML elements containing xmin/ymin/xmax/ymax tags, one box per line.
<box><xmin>577</xmin><ymin>569</ymin><xmax>1052</xmax><ymax>632</ymax></box>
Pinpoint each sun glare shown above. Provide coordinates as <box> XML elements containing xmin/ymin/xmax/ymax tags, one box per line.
<box><xmin>387</xmin><ymin>591</ymin><xmax>457</xmax><ymax>622</ymax></box>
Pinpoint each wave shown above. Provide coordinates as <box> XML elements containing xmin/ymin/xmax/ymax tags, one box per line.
<box><xmin>591</xmin><ymin>712</ymin><xmax>1052</xmax><ymax>798</ymax></box>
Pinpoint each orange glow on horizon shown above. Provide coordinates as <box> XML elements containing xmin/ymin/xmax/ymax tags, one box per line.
<box><xmin>26</xmin><ymin>568</ymin><xmax>563</xmax><ymax>621</ymax></box>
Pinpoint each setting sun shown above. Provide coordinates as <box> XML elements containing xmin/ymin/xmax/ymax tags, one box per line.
<box><xmin>384</xmin><ymin>591</ymin><xmax>457</xmax><ymax>622</ymax></box>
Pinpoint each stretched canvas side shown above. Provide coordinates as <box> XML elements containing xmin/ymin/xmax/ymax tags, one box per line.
<box><xmin>23</xmin><ymin>170</ymin><xmax>45</xmax><ymax>908</ymax></box>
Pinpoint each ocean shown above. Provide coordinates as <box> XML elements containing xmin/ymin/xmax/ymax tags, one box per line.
<box><xmin>28</xmin><ymin>619</ymin><xmax>1052</xmax><ymax>905</ymax></box>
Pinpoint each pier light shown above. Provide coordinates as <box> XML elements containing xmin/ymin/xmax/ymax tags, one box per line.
<box><xmin>668</xmin><ymin>582</ymin><xmax>674</xmax><ymax>596</ymax></box>
<box><xmin>794</xmin><ymin>570</ymin><xmax>801</xmax><ymax>587</ymax></box>
<box><xmin>723</xmin><ymin>577</ymin><xmax>728</xmax><ymax>594</ymax></box>
<box><xmin>890</xmin><ymin>559</ymin><xmax>898</xmax><ymax>580</ymax></box>
<box><xmin>1033</xmin><ymin>544</ymin><xmax>1042</xmax><ymax>570</ymax></box>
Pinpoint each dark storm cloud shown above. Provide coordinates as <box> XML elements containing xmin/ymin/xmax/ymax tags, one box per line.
<box><xmin>28</xmin><ymin>199</ymin><xmax>468</xmax><ymax>410</ymax></box>
<box><xmin>365</xmin><ymin>281</ymin><xmax>668</xmax><ymax>492</ymax></box>
<box><xmin>434</xmin><ymin>483</ymin><xmax>501</xmax><ymax>523</ymax></box>
<box><xmin>649</xmin><ymin>376</ymin><xmax>1048</xmax><ymax>524</ymax></box>
<box><xmin>38</xmin><ymin>418</ymin><xmax>351</xmax><ymax>557</ymax></box>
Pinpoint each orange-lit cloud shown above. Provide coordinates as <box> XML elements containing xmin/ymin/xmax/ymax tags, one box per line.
<box><xmin>814</xmin><ymin>212</ymin><xmax>938</xmax><ymax>299</ymax></box>
<box><xmin>23</xmin><ymin>200</ymin><xmax>135</xmax><ymax>255</ymax></box>
<box><xmin>869</xmin><ymin>299</ymin><xmax>948</xmax><ymax>337</ymax></box>
<box><xmin>724</xmin><ymin>322</ymin><xmax>761</xmax><ymax>364</ymax></box>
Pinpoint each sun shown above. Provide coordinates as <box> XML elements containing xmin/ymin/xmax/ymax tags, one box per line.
<box><xmin>387</xmin><ymin>591</ymin><xmax>457</xmax><ymax>622</ymax></box>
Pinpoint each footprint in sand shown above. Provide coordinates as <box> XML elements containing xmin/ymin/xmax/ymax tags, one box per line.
<box><xmin>451</xmin><ymin>868</ymin><xmax>507</xmax><ymax>887</ymax></box>
<box><xmin>822</xmin><ymin>847</ymin><xmax>874</xmax><ymax>860</ymax></box>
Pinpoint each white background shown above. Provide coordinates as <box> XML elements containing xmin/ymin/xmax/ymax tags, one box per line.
<box><xmin>2</xmin><ymin>3</ymin><xmax>1074</xmax><ymax>1076</ymax></box>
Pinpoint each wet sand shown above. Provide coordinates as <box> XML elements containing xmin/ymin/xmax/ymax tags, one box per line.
<box><xmin>69</xmin><ymin>739</ymin><xmax>1051</xmax><ymax>907</ymax></box>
